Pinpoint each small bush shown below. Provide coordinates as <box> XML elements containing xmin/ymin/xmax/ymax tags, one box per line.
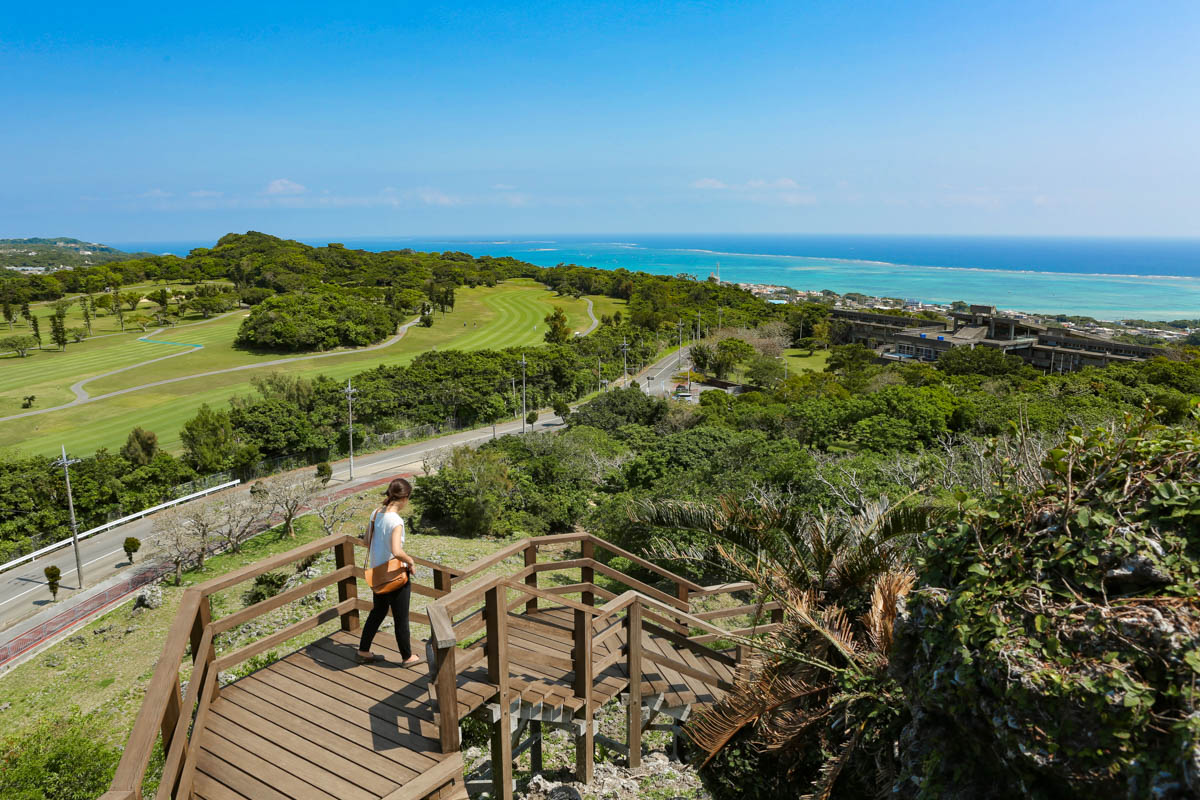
<box><xmin>43</xmin><ymin>566</ymin><xmax>61</xmax><ymax>600</ymax></box>
<box><xmin>242</xmin><ymin>571</ymin><xmax>288</xmax><ymax>606</ymax></box>
<box><xmin>315</xmin><ymin>462</ymin><xmax>332</xmax><ymax>485</ymax></box>
<box><xmin>123</xmin><ymin>536</ymin><xmax>141</xmax><ymax>563</ymax></box>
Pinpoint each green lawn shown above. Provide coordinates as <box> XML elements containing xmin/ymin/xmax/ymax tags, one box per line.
<box><xmin>783</xmin><ymin>347</ymin><xmax>830</xmax><ymax>374</ymax></box>
<box><xmin>0</xmin><ymin>280</ymin><xmax>606</xmax><ymax>456</ymax></box>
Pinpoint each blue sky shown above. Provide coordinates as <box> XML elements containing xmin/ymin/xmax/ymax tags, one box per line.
<box><xmin>2</xmin><ymin>0</ymin><xmax>1198</xmax><ymax>241</ymax></box>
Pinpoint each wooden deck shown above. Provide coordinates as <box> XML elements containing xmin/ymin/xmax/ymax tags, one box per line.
<box><xmin>102</xmin><ymin>532</ymin><xmax>778</xmax><ymax>800</ymax></box>
<box><xmin>190</xmin><ymin>604</ymin><xmax>737</xmax><ymax>799</ymax></box>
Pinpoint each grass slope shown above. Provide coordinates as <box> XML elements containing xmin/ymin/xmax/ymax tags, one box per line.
<box><xmin>0</xmin><ymin>281</ymin><xmax>618</xmax><ymax>456</ymax></box>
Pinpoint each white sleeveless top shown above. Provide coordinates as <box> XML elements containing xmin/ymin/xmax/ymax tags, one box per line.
<box><xmin>368</xmin><ymin>510</ymin><xmax>405</xmax><ymax>569</ymax></box>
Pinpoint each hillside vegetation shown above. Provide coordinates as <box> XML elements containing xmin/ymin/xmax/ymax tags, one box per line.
<box><xmin>0</xmin><ymin>238</ymin><xmax>149</xmax><ymax>270</ymax></box>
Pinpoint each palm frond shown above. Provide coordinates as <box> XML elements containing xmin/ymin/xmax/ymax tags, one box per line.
<box><xmin>799</xmin><ymin>725</ymin><xmax>864</xmax><ymax>800</ymax></box>
<box><xmin>863</xmin><ymin>569</ymin><xmax>916</xmax><ymax>655</ymax></box>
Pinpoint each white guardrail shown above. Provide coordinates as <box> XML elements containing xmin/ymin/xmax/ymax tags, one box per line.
<box><xmin>0</xmin><ymin>479</ymin><xmax>242</xmax><ymax>575</ymax></box>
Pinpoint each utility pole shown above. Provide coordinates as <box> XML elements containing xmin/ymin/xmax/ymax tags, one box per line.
<box><xmin>53</xmin><ymin>445</ymin><xmax>83</xmax><ymax>588</ymax></box>
<box><xmin>519</xmin><ymin>353</ymin><xmax>528</xmax><ymax>433</ymax></box>
<box><xmin>677</xmin><ymin>318</ymin><xmax>683</xmax><ymax>369</ymax></box>
<box><xmin>620</xmin><ymin>336</ymin><xmax>629</xmax><ymax>383</ymax></box>
<box><xmin>344</xmin><ymin>379</ymin><xmax>357</xmax><ymax>480</ymax></box>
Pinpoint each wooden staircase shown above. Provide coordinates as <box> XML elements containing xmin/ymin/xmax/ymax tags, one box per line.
<box><xmin>101</xmin><ymin>532</ymin><xmax>780</xmax><ymax>800</ymax></box>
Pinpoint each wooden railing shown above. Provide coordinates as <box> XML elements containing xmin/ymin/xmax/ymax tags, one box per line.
<box><xmin>102</xmin><ymin>533</ymin><xmax>460</xmax><ymax>800</ymax></box>
<box><xmin>103</xmin><ymin>529</ymin><xmax>780</xmax><ymax>800</ymax></box>
<box><xmin>424</xmin><ymin>532</ymin><xmax>782</xmax><ymax>798</ymax></box>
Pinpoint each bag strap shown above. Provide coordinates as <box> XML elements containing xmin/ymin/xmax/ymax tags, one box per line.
<box><xmin>363</xmin><ymin>509</ymin><xmax>379</xmax><ymax>571</ymax></box>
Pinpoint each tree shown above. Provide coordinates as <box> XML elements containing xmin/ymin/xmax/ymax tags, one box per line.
<box><xmin>123</xmin><ymin>536</ymin><xmax>141</xmax><ymax>563</ymax></box>
<box><xmin>2</xmin><ymin>335</ymin><xmax>37</xmax><ymax>357</ymax></box>
<box><xmin>151</xmin><ymin>508</ymin><xmax>199</xmax><ymax>585</ymax></box>
<box><xmin>70</xmin><ymin>328</ymin><xmax>87</xmax><ymax>343</ymax></box>
<box><xmin>746</xmin><ymin>355</ymin><xmax>785</xmax><ymax>388</ymax></box>
<box><xmin>315</xmin><ymin>461</ymin><xmax>332</xmax><ymax>485</ymax></box>
<box><xmin>526</xmin><ymin>410</ymin><xmax>539</xmax><ymax>426</ymax></box>
<box><xmin>180</xmin><ymin>500</ymin><xmax>222</xmax><ymax>570</ymax></box>
<box><xmin>29</xmin><ymin>315</ymin><xmax>40</xmax><ymax>347</ymax></box>
<box><xmin>690</xmin><ymin>343</ymin><xmax>715</xmax><ymax>374</ymax></box>
<box><xmin>552</xmin><ymin>396</ymin><xmax>571</xmax><ymax>421</ymax></box>
<box><xmin>936</xmin><ymin>345</ymin><xmax>1024</xmax><ymax>376</ymax></box>
<box><xmin>120</xmin><ymin>291</ymin><xmax>143</xmax><ymax>311</ymax></box>
<box><xmin>478</xmin><ymin>395</ymin><xmax>507</xmax><ymax>438</ymax></box>
<box><xmin>43</xmin><ymin>566</ymin><xmax>61</xmax><ymax>601</ymax></box>
<box><xmin>48</xmin><ymin>315</ymin><xmax>67</xmax><ymax>350</ymax></box>
<box><xmin>825</xmin><ymin>342</ymin><xmax>875</xmax><ymax>375</ymax></box>
<box><xmin>215</xmin><ymin>495</ymin><xmax>266</xmax><ymax>554</ymax></box>
<box><xmin>120</xmin><ymin>427</ymin><xmax>159</xmax><ymax>466</ymax></box>
<box><xmin>263</xmin><ymin>474</ymin><xmax>323</xmax><ymax>538</ymax></box>
<box><xmin>543</xmin><ymin>306</ymin><xmax>572</xmax><ymax>343</ymax></box>
<box><xmin>22</xmin><ymin>395</ymin><xmax>35</xmax><ymax>408</ymax></box>
<box><xmin>714</xmin><ymin>337</ymin><xmax>755</xmax><ymax>380</ymax></box>
<box><xmin>127</xmin><ymin>314</ymin><xmax>153</xmax><ymax>332</ymax></box>
<box><xmin>111</xmin><ymin>286</ymin><xmax>124</xmax><ymax>330</ymax></box>
<box><xmin>180</xmin><ymin>404</ymin><xmax>237</xmax><ymax>472</ymax></box>
<box><xmin>315</xmin><ymin>495</ymin><xmax>356</xmax><ymax>539</ymax></box>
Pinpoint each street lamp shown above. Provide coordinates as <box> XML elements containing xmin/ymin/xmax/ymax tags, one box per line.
<box><xmin>519</xmin><ymin>353</ymin><xmax>528</xmax><ymax>433</ymax></box>
<box><xmin>344</xmin><ymin>379</ymin><xmax>357</xmax><ymax>480</ymax></box>
<box><xmin>52</xmin><ymin>445</ymin><xmax>83</xmax><ymax>588</ymax></box>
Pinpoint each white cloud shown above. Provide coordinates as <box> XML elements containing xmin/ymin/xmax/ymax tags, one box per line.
<box><xmin>417</xmin><ymin>189</ymin><xmax>461</xmax><ymax>206</ymax></box>
<box><xmin>263</xmin><ymin>178</ymin><xmax>307</xmax><ymax>195</ymax></box>
<box><xmin>492</xmin><ymin>183</ymin><xmax>516</xmax><ymax>191</ymax></box>
<box><xmin>140</xmin><ymin>188</ymin><xmax>173</xmax><ymax>198</ymax></box>
<box><xmin>778</xmin><ymin>192</ymin><xmax>818</xmax><ymax>206</ymax></box>
<box><xmin>690</xmin><ymin>178</ymin><xmax>728</xmax><ymax>190</ymax></box>
<box><xmin>746</xmin><ymin>178</ymin><xmax>799</xmax><ymax>189</ymax></box>
<box><xmin>189</xmin><ymin>189</ymin><xmax>222</xmax><ymax>198</ymax></box>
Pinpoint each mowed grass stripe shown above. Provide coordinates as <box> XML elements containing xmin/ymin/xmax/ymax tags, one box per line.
<box><xmin>1</xmin><ymin>283</ymin><xmax>598</xmax><ymax>457</ymax></box>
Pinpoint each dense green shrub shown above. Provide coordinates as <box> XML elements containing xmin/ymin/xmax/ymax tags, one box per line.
<box><xmin>234</xmin><ymin>290</ymin><xmax>400</xmax><ymax>351</ymax></box>
<box><xmin>0</xmin><ymin>715</ymin><xmax>122</xmax><ymax>800</ymax></box>
<box><xmin>895</xmin><ymin>413</ymin><xmax>1200</xmax><ymax>799</ymax></box>
<box><xmin>243</xmin><ymin>571</ymin><xmax>289</xmax><ymax>605</ymax></box>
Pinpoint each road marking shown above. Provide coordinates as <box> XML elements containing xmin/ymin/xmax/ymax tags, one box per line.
<box><xmin>0</xmin><ymin>549</ymin><xmax>124</xmax><ymax>610</ymax></box>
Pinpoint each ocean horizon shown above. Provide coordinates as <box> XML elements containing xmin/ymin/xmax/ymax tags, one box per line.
<box><xmin>110</xmin><ymin>234</ymin><xmax>1200</xmax><ymax>322</ymax></box>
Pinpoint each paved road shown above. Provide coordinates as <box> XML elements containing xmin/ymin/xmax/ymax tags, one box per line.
<box><xmin>0</xmin><ymin>344</ymin><xmax>683</xmax><ymax>637</ymax></box>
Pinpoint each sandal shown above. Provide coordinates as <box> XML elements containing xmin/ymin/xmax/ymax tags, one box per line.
<box><xmin>402</xmin><ymin>655</ymin><xmax>422</xmax><ymax>666</ymax></box>
<box><xmin>356</xmin><ymin>652</ymin><xmax>378</xmax><ymax>664</ymax></box>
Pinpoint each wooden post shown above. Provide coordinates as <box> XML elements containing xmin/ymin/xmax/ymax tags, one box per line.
<box><xmin>334</xmin><ymin>539</ymin><xmax>360</xmax><ymax>632</ymax></box>
<box><xmin>626</xmin><ymin>602</ymin><xmax>643</xmax><ymax>768</ymax></box>
<box><xmin>433</xmin><ymin>644</ymin><xmax>461</xmax><ymax>753</ymax></box>
<box><xmin>673</xmin><ymin>582</ymin><xmax>690</xmax><ymax>635</ymax></box>
<box><xmin>486</xmin><ymin>587</ymin><xmax>513</xmax><ymax>800</ymax></box>
<box><xmin>433</xmin><ymin>568</ymin><xmax>452</xmax><ymax>596</ymax></box>
<box><xmin>524</xmin><ymin>544</ymin><xmax>538</xmax><ymax>613</ymax></box>
<box><xmin>581</xmin><ymin>539</ymin><xmax>594</xmax><ymax>608</ymax></box>
<box><xmin>530</xmin><ymin>720</ymin><xmax>543</xmax><ymax>772</ymax></box>
<box><xmin>573</xmin><ymin>607</ymin><xmax>594</xmax><ymax>783</ymax></box>
<box><xmin>770</xmin><ymin>605</ymin><xmax>784</xmax><ymax>625</ymax></box>
<box><xmin>190</xmin><ymin>596</ymin><xmax>217</xmax><ymax>700</ymax></box>
<box><xmin>161</xmin><ymin>679</ymin><xmax>182</xmax><ymax>756</ymax></box>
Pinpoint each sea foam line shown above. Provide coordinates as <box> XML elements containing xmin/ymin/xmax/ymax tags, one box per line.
<box><xmin>665</xmin><ymin>247</ymin><xmax>1200</xmax><ymax>282</ymax></box>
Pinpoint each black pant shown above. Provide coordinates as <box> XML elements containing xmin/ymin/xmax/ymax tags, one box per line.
<box><xmin>358</xmin><ymin>581</ymin><xmax>412</xmax><ymax>659</ymax></box>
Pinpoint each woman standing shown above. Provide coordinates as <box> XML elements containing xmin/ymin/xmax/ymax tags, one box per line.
<box><xmin>357</xmin><ymin>477</ymin><xmax>421</xmax><ymax>665</ymax></box>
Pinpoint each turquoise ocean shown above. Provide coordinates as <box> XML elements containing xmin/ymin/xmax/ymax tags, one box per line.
<box><xmin>114</xmin><ymin>234</ymin><xmax>1200</xmax><ymax>322</ymax></box>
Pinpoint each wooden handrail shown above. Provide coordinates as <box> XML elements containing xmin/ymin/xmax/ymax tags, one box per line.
<box><xmin>108</xmin><ymin>590</ymin><xmax>202</xmax><ymax>795</ymax></box>
<box><xmin>156</xmin><ymin>627</ymin><xmax>214</xmax><ymax>800</ymax></box>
